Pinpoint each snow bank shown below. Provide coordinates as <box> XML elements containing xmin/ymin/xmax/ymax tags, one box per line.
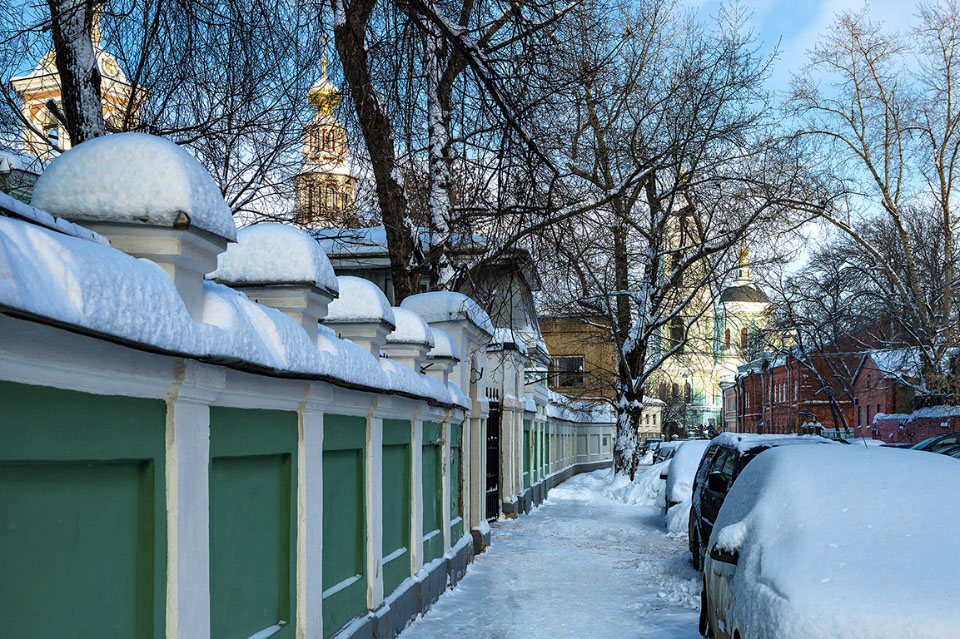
<box><xmin>710</xmin><ymin>446</ymin><xmax>960</xmax><ymax>638</ymax></box>
<box><xmin>664</xmin><ymin>439</ymin><xmax>712</xmax><ymax>505</ymax></box>
<box><xmin>31</xmin><ymin>133</ymin><xmax>237</xmax><ymax>241</ymax></box>
<box><xmin>665</xmin><ymin>501</ymin><xmax>691</xmax><ymax>535</ymax></box>
<box><xmin>209</xmin><ymin>223</ymin><xmax>338</xmax><ymax>292</ymax></box>
<box><xmin>601</xmin><ymin>462</ymin><xmax>667</xmax><ymax>506</ymax></box>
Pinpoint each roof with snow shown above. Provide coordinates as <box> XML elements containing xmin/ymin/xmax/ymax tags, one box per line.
<box><xmin>31</xmin><ymin>133</ymin><xmax>237</xmax><ymax>242</ymax></box>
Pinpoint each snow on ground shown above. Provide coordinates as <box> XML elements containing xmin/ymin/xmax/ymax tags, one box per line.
<box><xmin>398</xmin><ymin>469</ymin><xmax>700</xmax><ymax>639</ymax></box>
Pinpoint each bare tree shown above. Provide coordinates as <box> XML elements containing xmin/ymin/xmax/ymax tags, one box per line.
<box><xmin>790</xmin><ymin>2</ymin><xmax>960</xmax><ymax>402</ymax></box>
<box><xmin>538</xmin><ymin>1</ymin><xmax>812</xmax><ymax>477</ymax></box>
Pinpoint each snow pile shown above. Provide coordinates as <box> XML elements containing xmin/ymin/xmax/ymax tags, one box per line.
<box><xmin>652</xmin><ymin>555</ymin><xmax>702</xmax><ymax>610</ymax></box>
<box><xmin>209</xmin><ymin>223</ymin><xmax>338</xmax><ymax>292</ymax></box>
<box><xmin>386</xmin><ymin>307</ymin><xmax>434</xmax><ymax>346</ymax></box>
<box><xmin>601</xmin><ymin>462</ymin><xmax>667</xmax><ymax>506</ymax></box>
<box><xmin>324</xmin><ymin>275</ymin><xmax>395</xmax><ymax>326</ymax></box>
<box><xmin>709</xmin><ymin>446</ymin><xmax>960</xmax><ymax>638</ymax></box>
<box><xmin>400</xmin><ymin>291</ymin><xmax>494</xmax><ymax>336</ymax></box>
<box><xmin>0</xmin><ymin>191</ymin><xmax>107</xmax><ymax>245</ymax></box>
<box><xmin>31</xmin><ymin>133</ymin><xmax>237</xmax><ymax>241</ymax></box>
<box><xmin>665</xmin><ymin>502</ymin><xmax>690</xmax><ymax>535</ymax></box>
<box><xmin>665</xmin><ymin>439</ymin><xmax>712</xmax><ymax>505</ymax></box>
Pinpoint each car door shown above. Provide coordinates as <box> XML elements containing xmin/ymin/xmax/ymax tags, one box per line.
<box><xmin>700</xmin><ymin>448</ymin><xmax>737</xmax><ymax>544</ymax></box>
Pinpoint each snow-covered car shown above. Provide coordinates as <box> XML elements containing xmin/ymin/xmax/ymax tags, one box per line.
<box><xmin>688</xmin><ymin>433</ymin><xmax>835</xmax><ymax>570</ymax></box>
<box><xmin>663</xmin><ymin>439</ymin><xmax>713</xmax><ymax>514</ymax></box>
<box><xmin>938</xmin><ymin>444</ymin><xmax>960</xmax><ymax>458</ymax></box>
<box><xmin>700</xmin><ymin>445</ymin><xmax>960</xmax><ymax>639</ymax></box>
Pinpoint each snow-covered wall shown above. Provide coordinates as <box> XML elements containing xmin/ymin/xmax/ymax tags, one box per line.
<box><xmin>0</xmin><ymin>136</ymin><xmax>614</xmax><ymax>639</ymax></box>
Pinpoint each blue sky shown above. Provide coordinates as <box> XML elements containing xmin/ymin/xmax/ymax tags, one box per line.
<box><xmin>685</xmin><ymin>0</ymin><xmax>918</xmax><ymax>94</ymax></box>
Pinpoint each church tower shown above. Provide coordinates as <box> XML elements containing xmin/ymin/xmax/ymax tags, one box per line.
<box><xmin>10</xmin><ymin>3</ymin><xmax>140</xmax><ymax>159</ymax></box>
<box><xmin>717</xmin><ymin>240</ymin><xmax>772</xmax><ymax>373</ymax></box>
<box><xmin>295</xmin><ymin>45</ymin><xmax>358</xmax><ymax>228</ymax></box>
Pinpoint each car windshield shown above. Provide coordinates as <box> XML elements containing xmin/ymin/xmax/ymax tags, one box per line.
<box><xmin>912</xmin><ymin>435</ymin><xmax>945</xmax><ymax>450</ymax></box>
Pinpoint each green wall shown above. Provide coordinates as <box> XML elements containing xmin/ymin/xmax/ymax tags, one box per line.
<box><xmin>209</xmin><ymin>407</ymin><xmax>297</xmax><ymax>639</ymax></box>
<box><xmin>381</xmin><ymin>418</ymin><xmax>411</xmax><ymax>596</ymax></box>
<box><xmin>0</xmin><ymin>381</ymin><xmax>166</xmax><ymax>639</ymax></box>
<box><xmin>323</xmin><ymin>414</ymin><xmax>367</xmax><ymax>638</ymax></box>
<box><xmin>422</xmin><ymin>421</ymin><xmax>443</xmax><ymax>564</ymax></box>
<box><xmin>449</xmin><ymin>422</ymin><xmax>463</xmax><ymax>541</ymax></box>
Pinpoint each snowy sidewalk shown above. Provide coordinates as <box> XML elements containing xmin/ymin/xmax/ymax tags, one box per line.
<box><xmin>399</xmin><ymin>469</ymin><xmax>701</xmax><ymax>639</ymax></box>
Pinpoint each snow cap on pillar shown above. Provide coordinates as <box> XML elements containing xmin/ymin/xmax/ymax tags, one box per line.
<box><xmin>323</xmin><ymin>275</ymin><xmax>396</xmax><ymax>356</ymax></box>
<box><xmin>208</xmin><ymin>223</ymin><xmax>339</xmax><ymax>345</ymax></box>
<box><xmin>30</xmin><ymin>132</ymin><xmax>236</xmax><ymax>321</ymax></box>
<box><xmin>423</xmin><ymin>327</ymin><xmax>460</xmax><ymax>384</ymax></box>
<box><xmin>381</xmin><ymin>306</ymin><xmax>435</xmax><ymax>372</ymax></box>
<box><xmin>399</xmin><ymin>291</ymin><xmax>494</xmax><ymax>338</ymax></box>
<box><xmin>31</xmin><ymin>132</ymin><xmax>236</xmax><ymax>241</ymax></box>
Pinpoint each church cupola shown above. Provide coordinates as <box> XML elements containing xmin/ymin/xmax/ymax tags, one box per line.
<box><xmin>295</xmin><ymin>39</ymin><xmax>358</xmax><ymax>229</ymax></box>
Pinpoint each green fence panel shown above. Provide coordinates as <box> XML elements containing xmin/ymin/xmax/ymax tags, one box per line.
<box><xmin>545</xmin><ymin>424</ymin><xmax>551</xmax><ymax>473</ymax></box>
<box><xmin>209</xmin><ymin>407</ymin><xmax>297</xmax><ymax>639</ymax></box>
<box><xmin>449</xmin><ymin>422</ymin><xmax>463</xmax><ymax>542</ymax></box>
<box><xmin>422</xmin><ymin>421</ymin><xmax>443</xmax><ymax>563</ymax></box>
<box><xmin>523</xmin><ymin>420</ymin><xmax>531</xmax><ymax>489</ymax></box>
<box><xmin>0</xmin><ymin>380</ymin><xmax>166</xmax><ymax>639</ymax></box>
<box><xmin>322</xmin><ymin>414</ymin><xmax>367</xmax><ymax>638</ymax></box>
<box><xmin>382</xmin><ymin>419</ymin><xmax>411</xmax><ymax>596</ymax></box>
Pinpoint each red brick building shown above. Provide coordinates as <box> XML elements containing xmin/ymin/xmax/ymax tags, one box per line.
<box><xmin>728</xmin><ymin>352</ymin><xmax>856</xmax><ymax>437</ymax></box>
<box><xmin>855</xmin><ymin>349</ymin><xmax>960</xmax><ymax>444</ymax></box>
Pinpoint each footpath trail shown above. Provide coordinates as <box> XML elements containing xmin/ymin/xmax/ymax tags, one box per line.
<box><xmin>398</xmin><ymin>469</ymin><xmax>702</xmax><ymax>639</ymax></box>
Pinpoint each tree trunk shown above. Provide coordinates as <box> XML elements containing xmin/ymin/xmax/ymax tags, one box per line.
<box><xmin>46</xmin><ymin>0</ymin><xmax>105</xmax><ymax>145</ymax></box>
<box><xmin>334</xmin><ymin>1</ymin><xmax>420</xmax><ymax>302</ymax></box>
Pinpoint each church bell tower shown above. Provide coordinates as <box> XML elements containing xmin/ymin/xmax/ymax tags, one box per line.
<box><xmin>295</xmin><ymin>41</ymin><xmax>358</xmax><ymax>228</ymax></box>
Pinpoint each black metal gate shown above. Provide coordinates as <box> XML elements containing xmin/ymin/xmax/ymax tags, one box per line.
<box><xmin>485</xmin><ymin>387</ymin><xmax>501</xmax><ymax>522</ymax></box>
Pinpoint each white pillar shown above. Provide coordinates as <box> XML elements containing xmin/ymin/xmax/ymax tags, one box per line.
<box><xmin>410</xmin><ymin>416</ymin><xmax>424</xmax><ymax>573</ymax></box>
<box><xmin>441</xmin><ymin>416</ymin><xmax>452</xmax><ymax>551</ymax></box>
<box><xmin>165</xmin><ymin>394</ymin><xmax>211</xmax><ymax>639</ymax></box>
<box><xmin>469</xmin><ymin>414</ymin><xmax>484</xmax><ymax>529</ymax></box>
<box><xmin>366</xmin><ymin>408</ymin><xmax>384</xmax><ymax>608</ymax></box>
<box><xmin>297</xmin><ymin>403</ymin><xmax>324</xmax><ymax>639</ymax></box>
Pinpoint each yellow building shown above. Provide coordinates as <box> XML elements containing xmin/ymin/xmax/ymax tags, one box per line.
<box><xmin>10</xmin><ymin>11</ymin><xmax>139</xmax><ymax>159</ymax></box>
<box><xmin>295</xmin><ymin>53</ymin><xmax>358</xmax><ymax>229</ymax></box>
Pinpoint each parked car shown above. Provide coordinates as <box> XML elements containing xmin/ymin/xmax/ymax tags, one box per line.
<box><xmin>688</xmin><ymin>433</ymin><xmax>835</xmax><ymax>570</ymax></box>
<box><xmin>640</xmin><ymin>438</ymin><xmax>661</xmax><ymax>457</ymax></box>
<box><xmin>938</xmin><ymin>444</ymin><xmax>960</xmax><ymax>458</ymax></box>
<box><xmin>653</xmin><ymin>440</ymin><xmax>681</xmax><ymax>464</ymax></box>
<box><xmin>663</xmin><ymin>439</ymin><xmax>713</xmax><ymax>514</ymax></box>
<box><xmin>910</xmin><ymin>432</ymin><xmax>960</xmax><ymax>452</ymax></box>
<box><xmin>700</xmin><ymin>445</ymin><xmax>960</xmax><ymax>639</ymax></box>
<box><xmin>881</xmin><ymin>442</ymin><xmax>912</xmax><ymax>448</ymax></box>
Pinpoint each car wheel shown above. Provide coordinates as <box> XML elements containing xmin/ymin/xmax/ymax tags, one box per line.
<box><xmin>691</xmin><ymin>528</ymin><xmax>703</xmax><ymax>571</ymax></box>
<box><xmin>699</xmin><ymin>586</ymin><xmax>713</xmax><ymax>638</ymax></box>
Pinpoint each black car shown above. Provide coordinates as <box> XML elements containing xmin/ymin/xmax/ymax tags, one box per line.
<box><xmin>910</xmin><ymin>433</ymin><xmax>960</xmax><ymax>453</ymax></box>
<box><xmin>938</xmin><ymin>444</ymin><xmax>960</xmax><ymax>458</ymax></box>
<box><xmin>688</xmin><ymin>434</ymin><xmax>836</xmax><ymax>571</ymax></box>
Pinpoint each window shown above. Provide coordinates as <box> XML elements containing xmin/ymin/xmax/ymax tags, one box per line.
<box><xmin>551</xmin><ymin>357</ymin><xmax>584</xmax><ymax>387</ymax></box>
<box><xmin>684</xmin><ymin>382</ymin><xmax>691</xmax><ymax>402</ymax></box>
<box><xmin>670</xmin><ymin>318</ymin><xmax>684</xmax><ymax>351</ymax></box>
<box><xmin>740</xmin><ymin>327</ymin><xmax>749</xmax><ymax>350</ymax></box>
<box><xmin>724</xmin><ymin>328</ymin><xmax>731</xmax><ymax>349</ymax></box>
